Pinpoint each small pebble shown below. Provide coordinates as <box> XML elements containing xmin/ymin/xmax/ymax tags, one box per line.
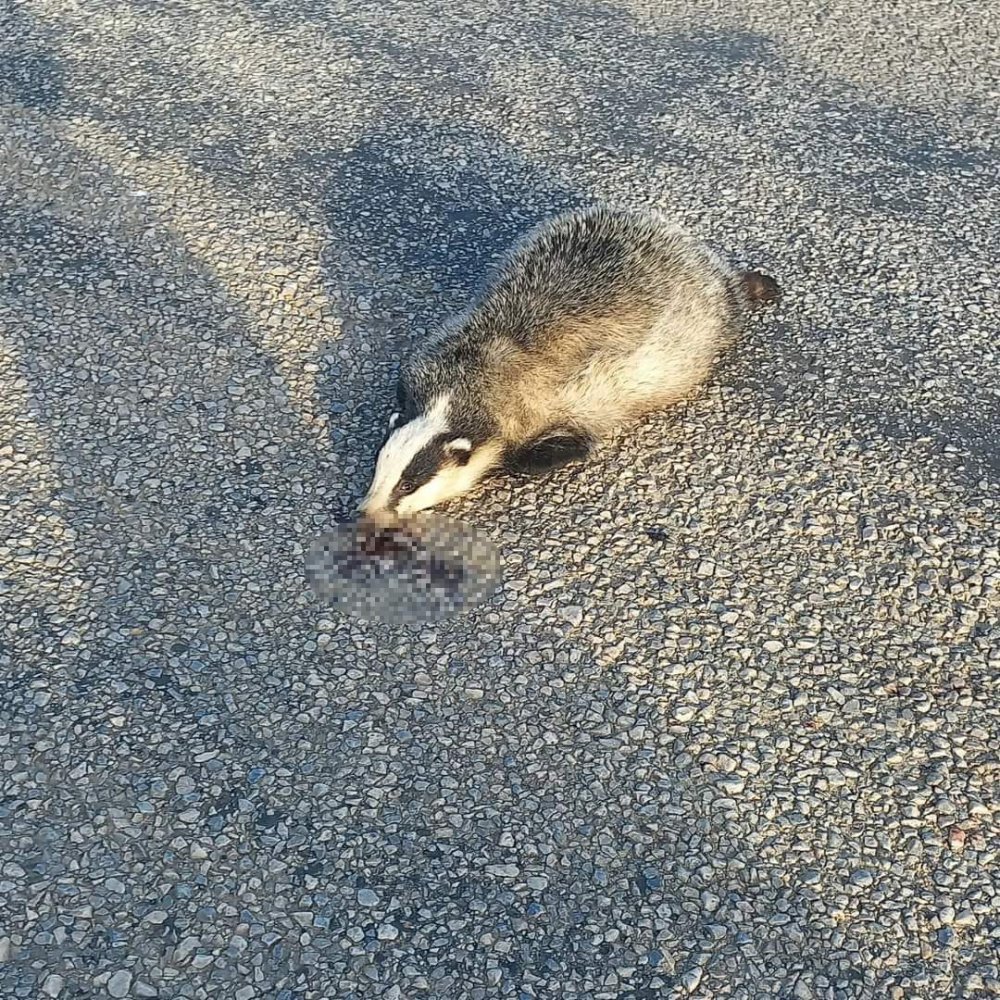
<box><xmin>486</xmin><ymin>864</ymin><xmax>520</xmax><ymax>878</ymax></box>
<box><xmin>107</xmin><ymin>970</ymin><xmax>132</xmax><ymax>998</ymax></box>
<box><xmin>42</xmin><ymin>975</ymin><xmax>65</xmax><ymax>998</ymax></box>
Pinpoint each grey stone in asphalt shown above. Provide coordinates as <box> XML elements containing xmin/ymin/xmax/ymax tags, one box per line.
<box><xmin>0</xmin><ymin>2</ymin><xmax>998</xmax><ymax>999</ymax></box>
<box><xmin>106</xmin><ymin>970</ymin><xmax>132</xmax><ymax>998</ymax></box>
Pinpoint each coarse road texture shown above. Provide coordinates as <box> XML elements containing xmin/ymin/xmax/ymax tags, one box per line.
<box><xmin>1</xmin><ymin>2</ymin><xmax>998</xmax><ymax>999</ymax></box>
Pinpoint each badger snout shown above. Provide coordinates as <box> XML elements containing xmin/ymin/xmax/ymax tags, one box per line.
<box><xmin>355</xmin><ymin>490</ymin><xmax>397</xmax><ymax>523</ymax></box>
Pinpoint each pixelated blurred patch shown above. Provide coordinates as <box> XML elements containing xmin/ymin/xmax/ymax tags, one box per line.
<box><xmin>304</xmin><ymin>513</ymin><xmax>503</xmax><ymax>624</ymax></box>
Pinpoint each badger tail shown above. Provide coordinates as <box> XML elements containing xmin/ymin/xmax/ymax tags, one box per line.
<box><xmin>739</xmin><ymin>269</ymin><xmax>782</xmax><ymax>307</ymax></box>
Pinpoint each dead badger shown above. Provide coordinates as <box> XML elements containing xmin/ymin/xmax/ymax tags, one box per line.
<box><xmin>360</xmin><ymin>205</ymin><xmax>780</xmax><ymax>517</ymax></box>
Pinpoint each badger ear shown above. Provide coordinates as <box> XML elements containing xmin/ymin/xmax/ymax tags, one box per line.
<box><xmin>395</xmin><ymin>377</ymin><xmax>418</xmax><ymax>420</ymax></box>
<box><xmin>445</xmin><ymin>437</ymin><xmax>473</xmax><ymax>465</ymax></box>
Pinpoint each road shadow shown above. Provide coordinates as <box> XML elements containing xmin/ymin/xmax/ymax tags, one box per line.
<box><xmin>0</xmin><ymin>4</ymin><xmax>64</xmax><ymax>111</ymax></box>
<box><xmin>0</xmin><ymin>115</ymin><xmax>350</xmax><ymax>994</ymax></box>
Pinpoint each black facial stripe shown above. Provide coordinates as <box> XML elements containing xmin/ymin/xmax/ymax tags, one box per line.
<box><xmin>390</xmin><ymin>442</ymin><xmax>442</xmax><ymax>501</ymax></box>
<box><xmin>389</xmin><ymin>433</ymin><xmax>470</xmax><ymax>501</ymax></box>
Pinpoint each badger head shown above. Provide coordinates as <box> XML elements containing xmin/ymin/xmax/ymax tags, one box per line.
<box><xmin>359</xmin><ymin>388</ymin><xmax>502</xmax><ymax>517</ymax></box>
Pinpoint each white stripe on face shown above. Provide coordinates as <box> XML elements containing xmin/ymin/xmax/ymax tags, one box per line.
<box><xmin>360</xmin><ymin>393</ymin><xmax>451</xmax><ymax>514</ymax></box>
<box><xmin>394</xmin><ymin>437</ymin><xmax>503</xmax><ymax>515</ymax></box>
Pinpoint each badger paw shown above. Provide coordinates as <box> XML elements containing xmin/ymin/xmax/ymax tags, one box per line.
<box><xmin>504</xmin><ymin>432</ymin><xmax>593</xmax><ymax>476</ymax></box>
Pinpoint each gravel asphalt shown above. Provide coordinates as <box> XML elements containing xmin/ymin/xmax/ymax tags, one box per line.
<box><xmin>1</xmin><ymin>2</ymin><xmax>998</xmax><ymax>998</ymax></box>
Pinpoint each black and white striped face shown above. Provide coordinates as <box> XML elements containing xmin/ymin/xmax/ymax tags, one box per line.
<box><xmin>360</xmin><ymin>392</ymin><xmax>497</xmax><ymax>517</ymax></box>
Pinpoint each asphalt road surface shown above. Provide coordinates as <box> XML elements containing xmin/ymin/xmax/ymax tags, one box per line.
<box><xmin>1</xmin><ymin>2</ymin><xmax>998</xmax><ymax>999</ymax></box>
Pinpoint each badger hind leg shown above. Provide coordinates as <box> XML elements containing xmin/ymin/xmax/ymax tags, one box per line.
<box><xmin>505</xmin><ymin>430</ymin><xmax>594</xmax><ymax>477</ymax></box>
<box><xmin>740</xmin><ymin>270</ymin><xmax>781</xmax><ymax>306</ymax></box>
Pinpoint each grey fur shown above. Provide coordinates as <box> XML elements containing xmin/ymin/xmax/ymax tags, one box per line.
<box><xmin>365</xmin><ymin>205</ymin><xmax>780</xmax><ymax>514</ymax></box>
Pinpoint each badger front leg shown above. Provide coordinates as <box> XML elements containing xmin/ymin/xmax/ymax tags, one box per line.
<box><xmin>504</xmin><ymin>430</ymin><xmax>594</xmax><ymax>477</ymax></box>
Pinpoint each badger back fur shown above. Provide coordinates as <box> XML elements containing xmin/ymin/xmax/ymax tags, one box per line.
<box><xmin>360</xmin><ymin>205</ymin><xmax>780</xmax><ymax>516</ymax></box>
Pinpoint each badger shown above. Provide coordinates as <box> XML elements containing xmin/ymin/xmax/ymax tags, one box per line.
<box><xmin>359</xmin><ymin>205</ymin><xmax>780</xmax><ymax>517</ymax></box>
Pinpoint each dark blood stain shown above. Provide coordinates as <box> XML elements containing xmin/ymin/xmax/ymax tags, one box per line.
<box><xmin>636</xmin><ymin>870</ymin><xmax>663</xmax><ymax>895</ymax></box>
<box><xmin>256</xmin><ymin>809</ymin><xmax>284</xmax><ymax>830</ymax></box>
<box><xmin>294</xmin><ymin>857</ymin><xmax>324</xmax><ymax>881</ymax></box>
<box><xmin>339</xmin><ymin>521</ymin><xmax>467</xmax><ymax>594</ymax></box>
<box><xmin>213</xmin><ymin>790</ymin><xmax>239</xmax><ymax>820</ymax></box>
